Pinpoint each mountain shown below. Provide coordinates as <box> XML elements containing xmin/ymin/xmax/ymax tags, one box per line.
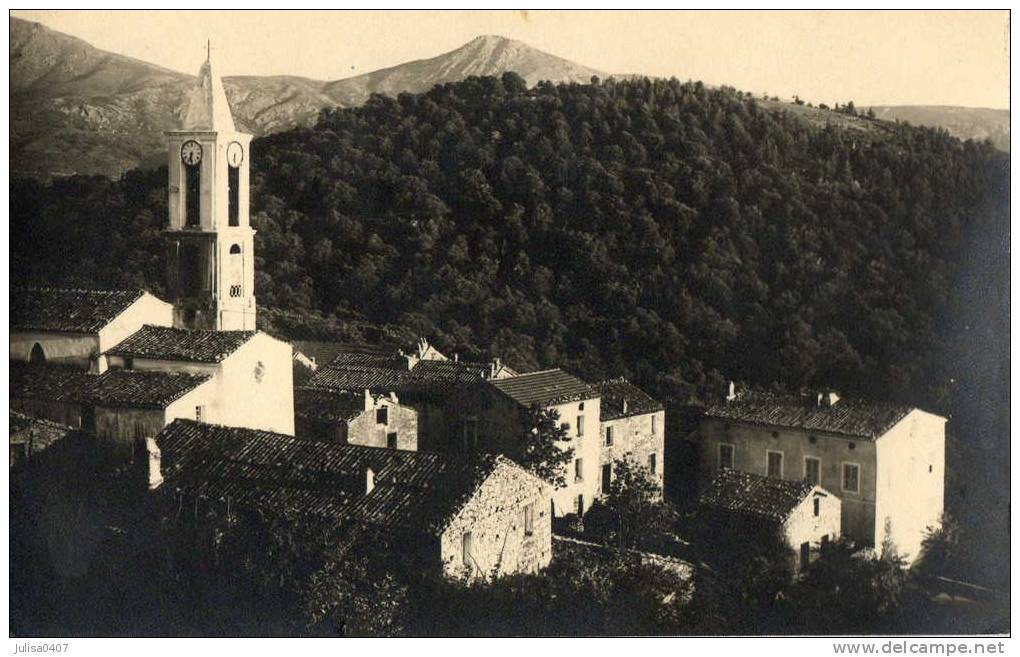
<box><xmin>10</xmin><ymin>19</ymin><xmax>605</xmax><ymax>179</ymax></box>
<box><xmin>868</xmin><ymin>105</ymin><xmax>1009</xmax><ymax>152</ymax></box>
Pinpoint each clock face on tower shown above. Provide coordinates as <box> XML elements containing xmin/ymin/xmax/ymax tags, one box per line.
<box><xmin>227</xmin><ymin>141</ymin><xmax>244</xmax><ymax>167</ymax></box>
<box><xmin>181</xmin><ymin>140</ymin><xmax>203</xmax><ymax>166</ymax></box>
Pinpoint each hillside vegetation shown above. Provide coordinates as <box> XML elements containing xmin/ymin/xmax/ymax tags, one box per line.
<box><xmin>10</xmin><ymin>72</ymin><xmax>1010</xmax><ymax>583</ymax></box>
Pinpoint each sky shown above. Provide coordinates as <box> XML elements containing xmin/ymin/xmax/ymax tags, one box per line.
<box><xmin>12</xmin><ymin>9</ymin><xmax>1011</xmax><ymax>109</ymax></box>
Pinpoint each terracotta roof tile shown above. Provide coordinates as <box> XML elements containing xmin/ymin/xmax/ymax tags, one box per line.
<box><xmin>10</xmin><ymin>363</ymin><xmax>93</xmax><ymax>403</ymax></box>
<box><xmin>106</xmin><ymin>325</ymin><xmax>255</xmax><ymax>363</ymax></box>
<box><xmin>489</xmin><ymin>369</ymin><xmax>596</xmax><ymax>407</ymax></box>
<box><xmin>704</xmin><ymin>390</ymin><xmax>914</xmax><ymax>440</ymax></box>
<box><xmin>156</xmin><ymin>420</ymin><xmax>538</xmax><ymax>534</ymax></box>
<box><xmin>89</xmin><ymin>370</ymin><xmax>210</xmax><ymax>409</ymax></box>
<box><xmin>11</xmin><ymin>287</ymin><xmax>146</xmax><ymax>333</ymax></box>
<box><xmin>592</xmin><ymin>378</ymin><xmax>663</xmax><ymax>421</ymax></box>
<box><xmin>294</xmin><ymin>387</ymin><xmax>368</xmax><ymax>423</ymax></box>
<box><xmin>305</xmin><ymin>347</ymin><xmax>493</xmax><ymax>398</ymax></box>
<box><xmin>699</xmin><ymin>469</ymin><xmax>818</xmax><ymax>523</ymax></box>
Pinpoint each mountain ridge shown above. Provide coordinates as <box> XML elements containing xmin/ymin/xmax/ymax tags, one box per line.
<box><xmin>9</xmin><ymin>16</ymin><xmax>1008</xmax><ymax>179</ymax></box>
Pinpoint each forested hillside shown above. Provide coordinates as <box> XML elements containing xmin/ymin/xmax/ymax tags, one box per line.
<box><xmin>13</xmin><ymin>73</ymin><xmax>1006</xmax><ymax>404</ymax></box>
<box><xmin>10</xmin><ymin>72</ymin><xmax>1010</xmax><ymax>582</ymax></box>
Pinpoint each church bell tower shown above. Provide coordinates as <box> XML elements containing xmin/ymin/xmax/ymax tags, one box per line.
<box><xmin>164</xmin><ymin>43</ymin><xmax>256</xmax><ymax>331</ymax></box>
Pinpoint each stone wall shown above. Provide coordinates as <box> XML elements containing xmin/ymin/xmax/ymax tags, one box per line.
<box><xmin>783</xmin><ymin>488</ymin><xmax>842</xmax><ymax>571</ymax></box>
<box><xmin>346</xmin><ymin>399</ymin><xmax>418</xmax><ymax>450</ymax></box>
<box><xmin>599</xmin><ymin>410</ymin><xmax>666</xmax><ymax>497</ymax></box>
<box><xmin>440</xmin><ymin>462</ymin><xmax>552</xmax><ymax>581</ymax></box>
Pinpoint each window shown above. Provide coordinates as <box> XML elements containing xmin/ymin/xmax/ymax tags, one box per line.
<box><xmin>124</xmin><ymin>357</ymin><xmax>134</xmax><ymax>370</ymax></box>
<box><xmin>652</xmin><ymin>414</ymin><xmax>658</xmax><ymax>436</ymax></box>
<box><xmin>228</xmin><ymin>244</ymin><xmax>243</xmax><ymax>297</ymax></box>
<box><xmin>462</xmin><ymin>532</ymin><xmax>473</xmax><ymax>567</ymax></box>
<box><xmin>766</xmin><ymin>450</ymin><xmax>783</xmax><ymax>478</ymax></box>
<box><xmin>386</xmin><ymin>432</ymin><xmax>397</xmax><ymax>449</ymax></box>
<box><xmin>577</xmin><ymin>494</ymin><xmax>584</xmax><ymax>514</ymax></box>
<box><xmin>195</xmin><ymin>405</ymin><xmax>204</xmax><ymax>422</ymax></box>
<box><xmin>813</xmin><ymin>496</ymin><xmax>820</xmax><ymax>517</ymax></box>
<box><xmin>601</xmin><ymin>463</ymin><xmax>612</xmax><ymax>493</ymax></box>
<box><xmin>185</xmin><ymin>162</ymin><xmax>201</xmax><ymax>226</ymax></box>
<box><xmin>228</xmin><ymin>164</ymin><xmax>240</xmax><ymax>226</ymax></box>
<box><xmin>718</xmin><ymin>443</ymin><xmax>734</xmax><ymax>470</ymax></box>
<box><xmin>648</xmin><ymin>453</ymin><xmax>657</xmax><ymax>474</ymax></box>
<box><xmin>804</xmin><ymin>456</ymin><xmax>821</xmax><ymax>485</ymax></box>
<box><xmin>579</xmin><ymin>402</ymin><xmax>585</xmax><ymax>411</ymax></box>
<box><xmin>574</xmin><ymin>458</ymin><xmax>584</xmax><ymax>482</ymax></box>
<box><xmin>29</xmin><ymin>343</ymin><xmax>45</xmax><ymax>365</ymax></box>
<box><xmin>376</xmin><ymin>407</ymin><xmax>388</xmax><ymax>425</ymax></box>
<box><xmin>576</xmin><ymin>415</ymin><xmax>584</xmax><ymax>437</ymax></box>
<box><xmin>800</xmin><ymin>542</ymin><xmax>810</xmax><ymax>572</ymax></box>
<box><xmin>842</xmin><ymin>463</ymin><xmax>861</xmax><ymax>493</ymax></box>
<box><xmin>523</xmin><ymin>503</ymin><xmax>535</xmax><ymax>536</ymax></box>
<box><xmin>605</xmin><ymin>425</ymin><xmax>614</xmax><ymax>446</ymax></box>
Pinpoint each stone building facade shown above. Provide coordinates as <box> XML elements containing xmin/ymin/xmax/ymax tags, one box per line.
<box><xmin>699</xmin><ymin>468</ymin><xmax>841</xmax><ymax>572</ymax></box>
<box><xmin>295</xmin><ymin>387</ymin><xmax>418</xmax><ymax>450</ymax></box>
<box><xmin>461</xmin><ymin>369</ymin><xmax>602</xmax><ymax>517</ymax></box>
<box><xmin>694</xmin><ymin>388</ymin><xmax>945</xmax><ymax>561</ymax></box>
<box><xmin>152</xmin><ymin>419</ymin><xmax>552</xmax><ymax>582</ymax></box>
<box><xmin>440</xmin><ymin>458</ymin><xmax>552</xmax><ymax>579</ymax></box>
<box><xmin>592</xmin><ymin>378</ymin><xmax>666</xmax><ymax>497</ymax></box>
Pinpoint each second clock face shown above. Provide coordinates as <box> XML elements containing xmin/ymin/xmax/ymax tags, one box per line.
<box><xmin>227</xmin><ymin>141</ymin><xmax>244</xmax><ymax>167</ymax></box>
<box><xmin>181</xmin><ymin>140</ymin><xmax>203</xmax><ymax>166</ymax></box>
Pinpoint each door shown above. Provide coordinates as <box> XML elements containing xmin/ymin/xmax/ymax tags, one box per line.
<box><xmin>601</xmin><ymin>463</ymin><xmax>612</xmax><ymax>494</ymax></box>
<box><xmin>800</xmin><ymin>542</ymin><xmax>811</xmax><ymax>572</ymax></box>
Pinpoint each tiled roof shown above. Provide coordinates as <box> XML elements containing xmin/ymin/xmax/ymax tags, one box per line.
<box><xmin>11</xmin><ymin>287</ymin><xmax>145</xmax><ymax>333</ymax></box>
<box><xmin>10</xmin><ymin>411</ymin><xmax>76</xmax><ymax>449</ymax></box>
<box><xmin>292</xmin><ymin>341</ymin><xmax>398</xmax><ymax>370</ymax></box>
<box><xmin>704</xmin><ymin>390</ymin><xmax>914</xmax><ymax>440</ymax></box>
<box><xmin>295</xmin><ymin>387</ymin><xmax>368</xmax><ymax>423</ymax></box>
<box><xmin>156</xmin><ymin>420</ymin><xmax>534</xmax><ymax>534</ymax></box>
<box><xmin>89</xmin><ymin>370</ymin><xmax>210</xmax><ymax>409</ymax></box>
<box><xmin>699</xmin><ymin>469</ymin><xmax>817</xmax><ymax>523</ymax></box>
<box><xmin>305</xmin><ymin>347</ymin><xmax>494</xmax><ymax>398</ymax></box>
<box><xmin>10</xmin><ymin>363</ymin><xmax>208</xmax><ymax>409</ymax></box>
<box><xmin>106</xmin><ymin>325</ymin><xmax>256</xmax><ymax>363</ymax></box>
<box><xmin>10</xmin><ymin>363</ymin><xmax>93</xmax><ymax>403</ymax></box>
<box><xmin>592</xmin><ymin>378</ymin><xmax>664</xmax><ymax>421</ymax></box>
<box><xmin>489</xmin><ymin>369</ymin><xmax>596</xmax><ymax>407</ymax></box>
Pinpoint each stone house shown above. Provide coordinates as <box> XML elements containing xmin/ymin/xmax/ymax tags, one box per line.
<box><xmin>11</xmin><ymin>362</ymin><xmax>213</xmax><ymax>452</ymax></box>
<box><xmin>10</xmin><ymin>411</ymin><xmax>77</xmax><ymax>468</ymax></box>
<box><xmin>304</xmin><ymin>339</ymin><xmax>514</xmax><ymax>452</ymax></box>
<box><xmin>699</xmin><ymin>468</ymin><xmax>841</xmax><ymax>572</ymax></box>
<box><xmin>295</xmin><ymin>387</ymin><xmax>418</xmax><ymax>450</ymax></box>
<box><xmin>10</xmin><ymin>288</ymin><xmax>173</xmax><ymax>372</ymax></box>
<box><xmin>460</xmin><ymin>369</ymin><xmax>602</xmax><ymax>517</ymax></box>
<box><xmin>591</xmin><ymin>378</ymin><xmax>665</xmax><ymax>497</ymax></box>
<box><xmin>152</xmin><ymin>419</ymin><xmax>552</xmax><ymax>581</ymax></box>
<box><xmin>104</xmin><ymin>325</ymin><xmax>295</xmax><ymax>436</ymax></box>
<box><xmin>693</xmin><ymin>388</ymin><xmax>945</xmax><ymax>561</ymax></box>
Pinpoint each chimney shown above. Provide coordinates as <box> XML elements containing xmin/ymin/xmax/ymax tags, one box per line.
<box><xmin>365</xmin><ymin>467</ymin><xmax>376</xmax><ymax>495</ymax></box>
<box><xmin>622</xmin><ymin>398</ymin><xmax>629</xmax><ymax>414</ymax></box>
<box><xmin>390</xmin><ymin>391</ymin><xmax>398</xmax><ymax>403</ymax></box>
<box><xmin>454</xmin><ymin>353</ymin><xmax>459</xmax><ymax>362</ymax></box>
<box><xmin>726</xmin><ymin>381</ymin><xmax>737</xmax><ymax>402</ymax></box>
<box><xmin>364</xmin><ymin>388</ymin><xmax>373</xmax><ymax>412</ymax></box>
<box><xmin>146</xmin><ymin>437</ymin><xmax>163</xmax><ymax>490</ymax></box>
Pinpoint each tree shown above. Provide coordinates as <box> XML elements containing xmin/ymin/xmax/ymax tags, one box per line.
<box><xmin>790</xmin><ymin>537</ymin><xmax>909</xmax><ymax>633</ymax></box>
<box><xmin>585</xmin><ymin>458</ymin><xmax>677</xmax><ymax>550</ymax></box>
<box><xmin>519</xmin><ymin>405</ymin><xmax>574</xmax><ymax>488</ymax></box>
<box><xmin>913</xmin><ymin>513</ymin><xmax>961</xmax><ymax>579</ymax></box>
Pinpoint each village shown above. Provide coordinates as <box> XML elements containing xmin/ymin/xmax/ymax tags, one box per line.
<box><xmin>10</xmin><ymin>48</ymin><xmax>948</xmax><ymax>601</ymax></box>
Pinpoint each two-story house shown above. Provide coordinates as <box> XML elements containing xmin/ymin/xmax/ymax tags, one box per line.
<box><xmin>694</xmin><ymin>388</ymin><xmax>945</xmax><ymax>561</ymax></box>
<box><xmin>295</xmin><ymin>387</ymin><xmax>418</xmax><ymax>450</ymax></box>
<box><xmin>592</xmin><ymin>378</ymin><xmax>665</xmax><ymax>497</ymax></box>
<box><xmin>461</xmin><ymin>369</ymin><xmax>602</xmax><ymax>517</ymax></box>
